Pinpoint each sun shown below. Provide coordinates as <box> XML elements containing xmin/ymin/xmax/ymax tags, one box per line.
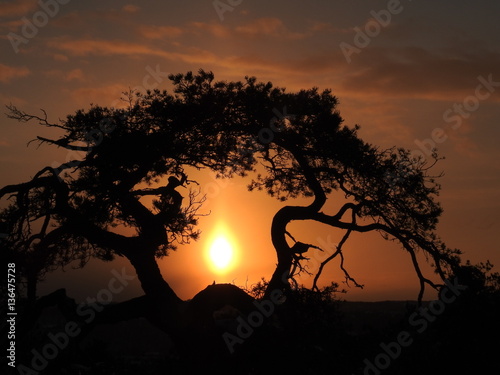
<box><xmin>209</xmin><ymin>236</ymin><xmax>233</xmax><ymax>270</ymax></box>
<box><xmin>205</xmin><ymin>225</ymin><xmax>238</xmax><ymax>274</ymax></box>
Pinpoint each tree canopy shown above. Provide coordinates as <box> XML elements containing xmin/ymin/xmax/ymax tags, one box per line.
<box><xmin>2</xmin><ymin>70</ymin><xmax>466</xmax><ymax>305</ymax></box>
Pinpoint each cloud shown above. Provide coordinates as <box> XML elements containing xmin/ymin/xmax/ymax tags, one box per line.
<box><xmin>189</xmin><ymin>18</ymin><xmax>310</xmax><ymax>40</ymax></box>
<box><xmin>308</xmin><ymin>21</ymin><xmax>351</xmax><ymax>34</ymax></box>
<box><xmin>0</xmin><ymin>64</ymin><xmax>30</xmax><ymax>82</ymax></box>
<box><xmin>67</xmin><ymin>84</ymin><xmax>130</xmax><ymax>108</ymax></box>
<box><xmin>122</xmin><ymin>4</ymin><xmax>140</xmax><ymax>14</ymax></box>
<box><xmin>44</xmin><ymin>68</ymin><xmax>85</xmax><ymax>81</ymax></box>
<box><xmin>53</xmin><ymin>53</ymin><xmax>69</xmax><ymax>62</ymax></box>
<box><xmin>66</xmin><ymin>68</ymin><xmax>84</xmax><ymax>81</ymax></box>
<box><xmin>235</xmin><ymin>17</ymin><xmax>308</xmax><ymax>40</ymax></box>
<box><xmin>446</xmin><ymin>123</ymin><xmax>480</xmax><ymax>159</ymax></box>
<box><xmin>190</xmin><ymin>22</ymin><xmax>231</xmax><ymax>38</ymax></box>
<box><xmin>47</xmin><ymin>38</ymin><xmax>218</xmax><ymax>66</ymax></box>
<box><xmin>49</xmin><ymin>6</ymin><xmax>143</xmax><ymax>32</ymax></box>
<box><xmin>139</xmin><ymin>25</ymin><xmax>184</xmax><ymax>39</ymax></box>
<box><xmin>339</xmin><ymin>46</ymin><xmax>500</xmax><ymax>101</ymax></box>
<box><xmin>0</xmin><ymin>0</ymin><xmax>37</xmax><ymax>17</ymax></box>
<box><xmin>0</xmin><ymin>93</ymin><xmax>26</xmax><ymax>107</ymax></box>
<box><xmin>48</xmin><ymin>38</ymin><xmax>166</xmax><ymax>57</ymax></box>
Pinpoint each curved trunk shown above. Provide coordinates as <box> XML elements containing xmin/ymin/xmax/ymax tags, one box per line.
<box><xmin>265</xmin><ymin>205</ymin><xmax>319</xmax><ymax>298</ymax></box>
<box><xmin>264</xmin><ymin>143</ymin><xmax>328</xmax><ymax>298</ymax></box>
<box><xmin>265</xmin><ymin>206</ymin><xmax>293</xmax><ymax>298</ymax></box>
<box><xmin>265</xmin><ymin>200</ymin><xmax>327</xmax><ymax>299</ymax></box>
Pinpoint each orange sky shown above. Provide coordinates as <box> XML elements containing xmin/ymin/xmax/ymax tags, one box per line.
<box><xmin>1</xmin><ymin>0</ymin><xmax>499</xmax><ymax>302</ymax></box>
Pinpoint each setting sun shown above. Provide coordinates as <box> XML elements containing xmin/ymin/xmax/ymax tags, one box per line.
<box><xmin>209</xmin><ymin>236</ymin><xmax>233</xmax><ymax>270</ymax></box>
<box><xmin>205</xmin><ymin>223</ymin><xmax>239</xmax><ymax>274</ymax></box>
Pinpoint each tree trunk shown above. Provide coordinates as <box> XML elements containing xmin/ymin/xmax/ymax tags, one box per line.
<box><xmin>127</xmin><ymin>251</ymin><xmax>180</xmax><ymax>301</ymax></box>
<box><xmin>265</xmin><ymin>204</ymin><xmax>321</xmax><ymax>299</ymax></box>
<box><xmin>124</xmin><ymin>249</ymin><xmax>184</xmax><ymax>334</ymax></box>
<box><xmin>265</xmin><ymin>206</ymin><xmax>294</xmax><ymax>299</ymax></box>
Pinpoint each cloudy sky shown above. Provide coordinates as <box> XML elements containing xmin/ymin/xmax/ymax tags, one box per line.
<box><xmin>1</xmin><ymin>0</ymin><xmax>499</xmax><ymax>302</ymax></box>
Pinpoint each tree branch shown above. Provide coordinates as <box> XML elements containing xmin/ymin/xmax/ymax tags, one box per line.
<box><xmin>6</xmin><ymin>105</ymin><xmax>69</xmax><ymax>131</ymax></box>
<box><xmin>35</xmin><ymin>136</ymin><xmax>91</xmax><ymax>151</ymax></box>
<box><xmin>312</xmin><ymin>210</ymin><xmax>363</xmax><ymax>291</ymax></box>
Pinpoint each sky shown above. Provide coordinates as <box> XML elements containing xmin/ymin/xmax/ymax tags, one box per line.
<box><xmin>1</xmin><ymin>0</ymin><xmax>499</xmax><ymax>302</ymax></box>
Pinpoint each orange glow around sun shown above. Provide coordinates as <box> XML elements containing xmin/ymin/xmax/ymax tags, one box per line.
<box><xmin>205</xmin><ymin>223</ymin><xmax>239</xmax><ymax>274</ymax></box>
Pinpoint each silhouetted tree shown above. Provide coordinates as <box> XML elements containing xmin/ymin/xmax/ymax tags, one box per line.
<box><xmin>165</xmin><ymin>71</ymin><xmax>464</xmax><ymax>302</ymax></box>
<box><xmin>2</xmin><ymin>70</ymin><xmax>485</xmax><ymax>370</ymax></box>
